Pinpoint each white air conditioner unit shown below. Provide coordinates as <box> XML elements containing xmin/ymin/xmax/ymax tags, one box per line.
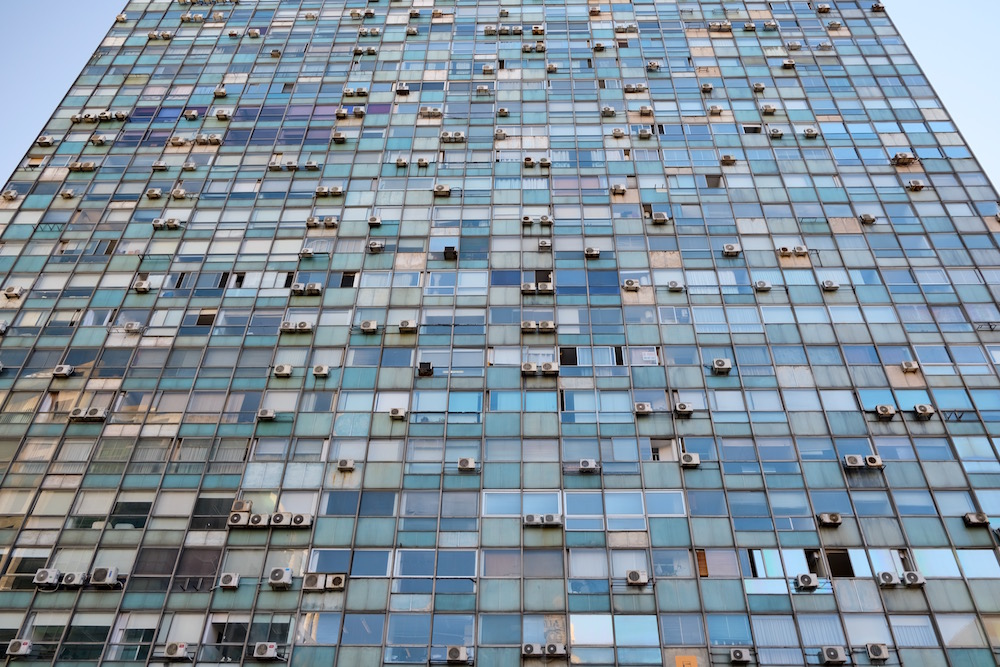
<box><xmin>163</xmin><ymin>642</ymin><xmax>189</xmax><ymax>661</ymax></box>
<box><xmin>398</xmin><ymin>320</ymin><xmax>418</xmax><ymax>333</ymax></box>
<box><xmin>3</xmin><ymin>286</ymin><xmax>24</xmax><ymax>299</ymax></box>
<box><xmin>820</xmin><ymin>646</ymin><xmax>846</xmax><ymax>665</ymax></box>
<box><xmin>537</xmin><ymin>282</ymin><xmax>554</xmax><ymax>293</ymax></box>
<box><xmin>360</xmin><ymin>320</ymin><xmax>378</xmax><ymax>333</ymax></box>
<box><xmin>611</xmin><ymin>184</ymin><xmax>626</xmax><ymax>195</ymax></box>
<box><xmin>521</xmin><ymin>321</ymin><xmax>539</xmax><ymax>332</ymax></box>
<box><xmin>875</xmin><ymin>405</ymin><xmax>896</xmax><ymax>420</ymax></box>
<box><xmin>53</xmin><ymin>365</ymin><xmax>74</xmax><ymax>378</ymax></box>
<box><xmin>90</xmin><ymin>566</ymin><xmax>119</xmax><ymax>586</ymax></box>
<box><xmin>701</xmin><ymin>83</ymin><xmax>713</xmax><ymax>93</ymax></box>
<box><xmin>216</xmin><ymin>109</ymin><xmax>232</xmax><ymax>120</ymax></box>
<box><xmin>228</xmin><ymin>511</ymin><xmax>250</xmax><ymax>527</ymax></box>
<box><xmin>803</xmin><ymin>128</ymin><xmax>819</xmax><ymax>138</ymax></box>
<box><xmin>625</xmin><ymin>570</ymin><xmax>648</xmax><ymax>586</ymax></box>
<box><xmin>753</xmin><ymin>280</ymin><xmax>772</xmax><ymax>292</ymax></box>
<box><xmin>389</xmin><ymin>408</ymin><xmax>407</xmax><ymax>420</ymax></box>
<box><xmin>545</xmin><ymin>643</ymin><xmax>567</xmax><ymax>656</ymax></box>
<box><xmin>579</xmin><ymin>459</ymin><xmax>599</xmax><ymax>472</ymax></box>
<box><xmin>722</xmin><ymin>243</ymin><xmax>741</xmax><ymax>257</ymax></box>
<box><xmin>538</xmin><ymin>239</ymin><xmax>552</xmax><ymax>251</ymax></box>
<box><xmin>541</xmin><ymin>362</ymin><xmax>559</xmax><ymax>374</ymax></box>
<box><xmin>900</xmin><ymin>360</ymin><xmax>920</xmax><ymax>373</ymax></box>
<box><xmin>712</xmin><ymin>358</ymin><xmax>733</xmax><ymax>375</ymax></box>
<box><xmin>457</xmin><ymin>457</ymin><xmax>476</xmax><ymax>471</ymax></box>
<box><xmin>914</xmin><ymin>404</ymin><xmax>935</xmax><ymax>420</ymax></box>
<box><xmin>446</xmin><ymin>646</ymin><xmax>468</xmax><ymax>663</ymax></box>
<box><xmin>253</xmin><ymin>642</ymin><xmax>279</xmax><ymax>660</ymax></box>
<box><xmin>33</xmin><ymin>568</ymin><xmax>60</xmax><ymax>586</ymax></box>
<box><xmin>337</xmin><ymin>459</ymin><xmax>356</xmax><ymax>472</ymax></box>
<box><xmin>665</xmin><ymin>280</ymin><xmax>684</xmax><ymax>292</ymax></box>
<box><xmin>675</xmin><ymin>404</ymin><xmax>695</xmax><ymax>418</ymax></box>
<box><xmin>309</xmin><ymin>364</ymin><xmax>330</xmax><ymax>378</ymax></box>
<box><xmin>257</xmin><ymin>409</ymin><xmax>276</xmax><ymax>421</ymax></box>
<box><xmin>622</xmin><ymin>279</ymin><xmax>640</xmax><ymax>292</ymax></box>
<box><xmin>270</xmin><ymin>512</ymin><xmax>293</xmax><ymax>527</ymax></box>
<box><xmin>795</xmin><ymin>573</ymin><xmax>818</xmax><ymax>590</ymax></box>
<box><xmin>817</xmin><ymin>512</ymin><xmax>842</xmax><ymax>527</ymax></box>
<box><xmin>273</xmin><ymin>364</ymin><xmax>293</xmax><ymax>378</ymax></box>
<box><xmin>268</xmin><ymin>567</ymin><xmax>292</xmax><ymax>589</ymax></box>
<box><xmin>292</xmin><ymin>513</ymin><xmax>312</xmax><ymax>528</ymax></box>
<box><xmin>907</xmin><ymin>179</ymin><xmax>925</xmax><ymax>191</ymax></box>
<box><xmin>433</xmin><ymin>184</ymin><xmax>451</xmax><ymax>196</ymax></box>
<box><xmin>902</xmin><ymin>570</ymin><xmax>925</xmax><ymax>587</ymax></box>
<box><xmin>729</xmin><ymin>647</ymin><xmax>750</xmax><ymax>664</ymax></box>
<box><xmin>6</xmin><ymin>641</ymin><xmax>31</xmax><ymax>657</ymax></box>
<box><xmin>865</xmin><ymin>454</ymin><xmax>884</xmax><ymax>469</ymax></box>
<box><xmin>651</xmin><ymin>212</ymin><xmax>670</xmax><ymax>224</ymax></box>
<box><xmin>843</xmin><ymin>455</ymin><xmax>865</xmax><ymax>468</ymax></box>
<box><xmin>302</xmin><ymin>573</ymin><xmax>326</xmax><ymax>591</ymax></box>
<box><xmin>584</xmin><ymin>247</ymin><xmax>600</xmax><ymax>259</ymax></box>
<box><xmin>521</xmin><ymin>362</ymin><xmax>538</xmax><ymax>374</ymax></box>
<box><xmin>877</xmin><ymin>571</ymin><xmax>900</xmax><ymax>587</ymax></box>
<box><xmin>601</xmin><ymin>106</ymin><xmax>616</xmax><ymax>117</ymax></box>
<box><xmin>709</xmin><ymin>106</ymin><xmax>724</xmax><ymax>116</ymax></box>
<box><xmin>680</xmin><ymin>451</ymin><xmax>700</xmax><ymax>466</ymax></box>
<box><xmin>646</xmin><ymin>61</ymin><xmax>660</xmax><ymax>71</ymax></box>
<box><xmin>522</xmin><ymin>644</ymin><xmax>543</xmax><ymax>656</ymax></box>
<box><xmin>821</xmin><ymin>280</ymin><xmax>840</xmax><ymax>292</ymax></box>
<box><xmin>866</xmin><ymin>643</ymin><xmax>888</xmax><ymax>661</ymax></box>
<box><xmin>769</xmin><ymin>128</ymin><xmax>784</xmax><ymax>139</ymax></box>
<box><xmin>634</xmin><ymin>402</ymin><xmax>653</xmax><ymax>414</ymax></box>
<box><xmin>61</xmin><ymin>572</ymin><xmax>86</xmax><ymax>587</ymax></box>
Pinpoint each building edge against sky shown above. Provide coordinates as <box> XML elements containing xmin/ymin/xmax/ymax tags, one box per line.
<box><xmin>1</xmin><ymin>1</ymin><xmax>1000</xmax><ymax>666</ymax></box>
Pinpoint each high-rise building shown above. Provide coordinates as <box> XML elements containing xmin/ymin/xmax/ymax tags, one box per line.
<box><xmin>1</xmin><ymin>0</ymin><xmax>1000</xmax><ymax>665</ymax></box>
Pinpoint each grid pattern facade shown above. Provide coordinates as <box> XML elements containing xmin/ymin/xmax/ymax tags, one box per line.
<box><xmin>1</xmin><ymin>0</ymin><xmax>1000</xmax><ymax>665</ymax></box>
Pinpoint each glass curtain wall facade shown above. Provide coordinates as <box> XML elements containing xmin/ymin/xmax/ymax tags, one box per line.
<box><xmin>1</xmin><ymin>0</ymin><xmax>1000</xmax><ymax>665</ymax></box>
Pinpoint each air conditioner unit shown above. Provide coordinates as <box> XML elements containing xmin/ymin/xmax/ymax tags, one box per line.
<box><xmin>914</xmin><ymin>404</ymin><xmax>935</xmax><ymax>420</ymax></box>
<box><xmin>665</xmin><ymin>280</ymin><xmax>684</xmax><ymax>292</ymax></box>
<box><xmin>33</xmin><ymin>568</ymin><xmax>60</xmax><ymax>586</ymax></box>
<box><xmin>901</xmin><ymin>570</ymin><xmax>925</xmax><ymax>587</ymax></box>
<box><xmin>712</xmin><ymin>358</ymin><xmax>733</xmax><ymax>375</ymax></box>
<box><xmin>273</xmin><ymin>364</ymin><xmax>293</xmax><ymax>378</ymax></box>
<box><xmin>476</xmin><ymin>85</ymin><xmax>490</xmax><ymax>95</ymax></box>
<box><xmin>545</xmin><ymin>643</ymin><xmax>567</xmax><ymax>656</ymax></box>
<box><xmin>446</xmin><ymin>646</ymin><xmax>468</xmax><ymax>663</ymax></box>
<box><xmin>418</xmin><ymin>361</ymin><xmax>433</xmax><ymax>376</ymax></box>
<box><xmin>417</xmin><ymin>159</ymin><xmax>429</xmax><ymax>167</ymax></box>
<box><xmin>457</xmin><ymin>457</ymin><xmax>476</xmax><ymax>471</ymax></box>
<box><xmin>0</xmin><ymin>190</ymin><xmax>18</xmax><ymax>202</ymax></box>
<box><xmin>589</xmin><ymin>6</ymin><xmax>601</xmax><ymax>15</ymax></box>
<box><xmin>778</xmin><ymin>246</ymin><xmax>794</xmax><ymax>258</ymax></box>
<box><xmin>434</xmin><ymin>184</ymin><xmax>451</xmax><ymax>196</ymax></box>
<box><xmin>253</xmin><ymin>642</ymin><xmax>279</xmax><ymax>660</ymax></box>
<box><xmin>522</xmin><ymin>644</ymin><xmax>543</xmax><ymax>656</ymax></box>
<box><xmin>6</xmin><ymin>641</ymin><xmax>31</xmax><ymax>657</ymax></box>
<box><xmin>3</xmin><ymin>286</ymin><xmax>24</xmax><ymax>299</ymax></box>
<box><xmin>584</xmin><ymin>247</ymin><xmax>600</xmax><ymax>259</ymax></box>
<box><xmin>594</xmin><ymin>43</ymin><xmax>605</xmax><ymax>51</ymax></box>
<box><xmin>521</xmin><ymin>282</ymin><xmax>537</xmax><ymax>294</ymax></box>
<box><xmin>729</xmin><ymin>647</ymin><xmax>750</xmax><ymax>664</ymax></box>
<box><xmin>701</xmin><ymin>83</ymin><xmax>713</xmax><ymax>93</ymax></box>
<box><xmin>309</xmin><ymin>364</ymin><xmax>330</xmax><ymax>378</ymax></box>
<box><xmin>769</xmin><ymin>128</ymin><xmax>784</xmax><ymax>139</ymax></box>
<box><xmin>395</xmin><ymin>320</ymin><xmax>418</xmax><ymax>333</ymax></box>
<box><xmin>543</xmin><ymin>514</ymin><xmax>563</xmax><ymax>526</ymax></box>
<box><xmin>320</xmin><ymin>573</ymin><xmax>345</xmax><ymax>591</ymax></box>
<box><xmin>270</xmin><ymin>512</ymin><xmax>293</xmax><ymax>527</ymax></box>
<box><xmin>337</xmin><ymin>459</ymin><xmax>356</xmax><ymax>472</ymax></box>
<box><xmin>579</xmin><ymin>459</ymin><xmax>599</xmax><ymax>473</ymax></box>
<box><xmin>625</xmin><ymin>569</ymin><xmax>648</xmax><ymax>586</ymax></box>
<box><xmin>722</xmin><ymin>243</ymin><xmax>741</xmax><ymax>257</ymax></box>
<box><xmin>537</xmin><ymin>282</ymin><xmax>554</xmax><ymax>293</ymax></box>
<box><xmin>389</xmin><ymin>408</ymin><xmax>407</xmax><ymax>420</ymax></box>
<box><xmin>538</xmin><ymin>321</ymin><xmax>556</xmax><ymax>332</ymax></box>
<box><xmin>268</xmin><ymin>567</ymin><xmax>292</xmax><ymax>589</ymax></box>
<box><xmin>680</xmin><ymin>451</ymin><xmax>700</xmax><ymax>466</ymax></box>
<box><xmin>601</xmin><ymin>106</ymin><xmax>616</xmax><ymax>117</ymax></box>
<box><xmin>170</xmin><ymin>188</ymin><xmax>186</xmax><ymax>200</ymax></box>
<box><xmin>611</xmin><ymin>128</ymin><xmax>625</xmax><ymax>139</ymax></box>
<box><xmin>963</xmin><ymin>512</ymin><xmax>990</xmax><ymax>526</ymax></box>
<box><xmin>622</xmin><ymin>279</ymin><xmax>640</xmax><ymax>292</ymax></box>
<box><xmin>61</xmin><ymin>572</ymin><xmax>86</xmax><ymax>587</ymax></box>
<box><xmin>546</xmin><ymin>63</ymin><xmax>558</xmax><ymax>73</ymax></box>
<box><xmin>91</xmin><ymin>566</ymin><xmax>119</xmax><ymax>586</ymax></box>
<box><xmin>257</xmin><ymin>409</ymin><xmax>276</xmax><ymax>421</ymax></box>
<box><xmin>330</xmin><ymin>186</ymin><xmax>344</xmax><ymax>196</ymax></box>
<box><xmin>521</xmin><ymin>321</ymin><xmax>539</xmax><ymax>332</ymax></box>
<box><xmin>290</xmin><ymin>283</ymin><xmax>305</xmax><ymax>296</ymax></box>
<box><xmin>907</xmin><ymin>180</ymin><xmax>925</xmax><ymax>191</ymax></box>
<box><xmin>821</xmin><ymin>280</ymin><xmax>840</xmax><ymax>292</ymax></box>
<box><xmin>901</xmin><ymin>361</ymin><xmax>920</xmax><ymax>373</ymax></box>
<box><xmin>216</xmin><ymin>109</ymin><xmax>232</xmax><ymax>120</ymax></box>
<box><xmin>228</xmin><ymin>511</ymin><xmax>250</xmax><ymax>527</ymax></box>
<box><xmin>538</xmin><ymin>239</ymin><xmax>552</xmax><ymax>251</ymax></box>
<box><xmin>646</xmin><ymin>61</ymin><xmax>660</xmax><ymax>71</ymax></box>
<box><xmin>859</xmin><ymin>213</ymin><xmax>877</xmax><ymax>224</ymax></box>
<box><xmin>865</xmin><ymin>455</ymin><xmax>884</xmax><ymax>469</ymax></box>
<box><xmin>305</xmin><ymin>283</ymin><xmax>323</xmax><ymax>296</ymax></box>
<box><xmin>872</xmin><ymin>2</ymin><xmax>886</xmax><ymax>11</ymax></box>
<box><xmin>843</xmin><ymin>455</ymin><xmax>865</xmax><ymax>468</ymax></box>
<box><xmin>521</xmin><ymin>362</ymin><xmax>538</xmax><ymax>374</ymax></box>
<box><xmin>332</xmin><ymin>133</ymin><xmax>347</xmax><ymax>144</ymax></box>
<box><xmin>795</xmin><ymin>573</ymin><xmax>818</xmax><ymax>590</ymax></box>
<box><xmin>803</xmin><ymin>128</ymin><xmax>819</xmax><ymax>138</ymax></box>
<box><xmin>820</xmin><ymin>646</ymin><xmax>846</xmax><ymax>665</ymax></box>
<box><xmin>875</xmin><ymin>405</ymin><xmax>895</xmax><ymax>420</ymax></box>
<box><xmin>709</xmin><ymin>106</ymin><xmax>724</xmax><ymax>116</ymax></box>
<box><xmin>359</xmin><ymin>320</ymin><xmax>378</xmax><ymax>333</ymax></box>
<box><xmin>892</xmin><ymin>152</ymin><xmax>916</xmax><ymax>165</ymax></box>
<box><xmin>787</xmin><ymin>41</ymin><xmax>802</xmax><ymax>51</ymax></box>
<box><xmin>634</xmin><ymin>402</ymin><xmax>653</xmax><ymax>415</ymax></box>
<box><xmin>675</xmin><ymin>403</ymin><xmax>695</xmax><ymax>418</ymax></box>
<box><xmin>301</xmin><ymin>573</ymin><xmax>326</xmax><ymax>592</ymax></box>
<box><xmin>866</xmin><ymin>643</ymin><xmax>888</xmax><ymax>661</ymax></box>
<box><xmin>151</xmin><ymin>161</ymin><xmax>167</xmax><ymax>171</ymax></box>
<box><xmin>650</xmin><ymin>212</ymin><xmax>670</xmax><ymax>224</ymax></box>
<box><xmin>639</xmin><ymin>105</ymin><xmax>654</xmax><ymax>116</ymax></box>
<box><xmin>611</xmin><ymin>184</ymin><xmax>626</xmax><ymax>195</ymax></box>
<box><xmin>164</xmin><ymin>643</ymin><xmax>189</xmax><ymax>661</ymax></box>
<box><xmin>299</xmin><ymin>248</ymin><xmax>315</xmax><ymax>259</ymax></box>
<box><xmin>292</xmin><ymin>513</ymin><xmax>312</xmax><ymax>528</ymax></box>
<box><xmin>182</xmin><ymin>162</ymin><xmax>198</xmax><ymax>172</ymax></box>
<box><xmin>541</xmin><ymin>362</ymin><xmax>559</xmax><ymax>374</ymax></box>
<box><xmin>53</xmin><ymin>364</ymin><xmax>74</xmax><ymax>378</ymax></box>
<box><xmin>876</xmin><ymin>570</ymin><xmax>900</xmax><ymax>587</ymax></box>
<box><xmin>817</xmin><ymin>512</ymin><xmax>842</xmax><ymax>527</ymax></box>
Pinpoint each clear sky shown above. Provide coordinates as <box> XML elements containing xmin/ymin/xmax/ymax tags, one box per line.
<box><xmin>1</xmin><ymin>0</ymin><xmax>998</xmax><ymax>192</ymax></box>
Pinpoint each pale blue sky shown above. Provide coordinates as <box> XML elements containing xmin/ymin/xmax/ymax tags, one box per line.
<box><xmin>1</xmin><ymin>0</ymin><xmax>998</xmax><ymax>190</ymax></box>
